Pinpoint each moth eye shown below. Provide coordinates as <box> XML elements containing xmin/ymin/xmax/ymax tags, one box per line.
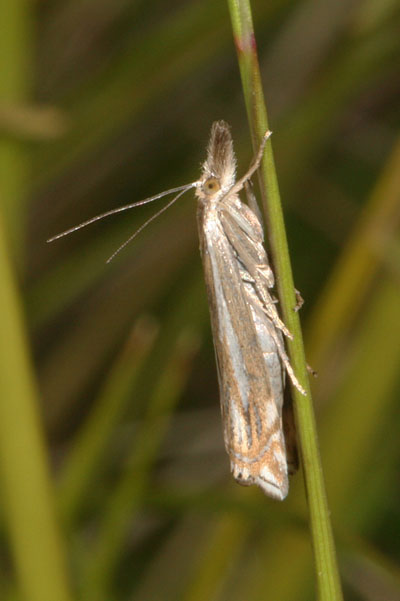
<box><xmin>203</xmin><ymin>177</ymin><xmax>220</xmax><ymax>195</ymax></box>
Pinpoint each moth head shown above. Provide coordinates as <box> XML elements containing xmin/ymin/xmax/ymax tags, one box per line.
<box><xmin>196</xmin><ymin>175</ymin><xmax>221</xmax><ymax>202</ymax></box>
<box><xmin>197</xmin><ymin>121</ymin><xmax>236</xmax><ymax>201</ymax></box>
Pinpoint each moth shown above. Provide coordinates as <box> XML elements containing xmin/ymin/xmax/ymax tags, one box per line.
<box><xmin>195</xmin><ymin>122</ymin><xmax>305</xmax><ymax>500</ymax></box>
<box><xmin>48</xmin><ymin>121</ymin><xmax>305</xmax><ymax>500</ymax></box>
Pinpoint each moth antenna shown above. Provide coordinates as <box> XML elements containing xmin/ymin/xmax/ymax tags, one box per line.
<box><xmin>47</xmin><ymin>183</ymin><xmax>196</xmax><ymax>243</ymax></box>
<box><xmin>225</xmin><ymin>129</ymin><xmax>272</xmax><ymax>198</ymax></box>
<box><xmin>106</xmin><ymin>186</ymin><xmax>191</xmax><ymax>263</ymax></box>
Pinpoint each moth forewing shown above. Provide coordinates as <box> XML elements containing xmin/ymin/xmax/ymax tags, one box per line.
<box><xmin>197</xmin><ymin>210</ymin><xmax>289</xmax><ymax>499</ymax></box>
<box><xmin>196</xmin><ymin>121</ymin><xmax>304</xmax><ymax>500</ymax></box>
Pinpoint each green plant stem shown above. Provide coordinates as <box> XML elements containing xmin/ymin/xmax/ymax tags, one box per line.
<box><xmin>227</xmin><ymin>1</ymin><xmax>343</xmax><ymax>600</ymax></box>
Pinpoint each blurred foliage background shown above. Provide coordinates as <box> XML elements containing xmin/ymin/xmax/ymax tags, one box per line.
<box><xmin>0</xmin><ymin>0</ymin><xmax>400</xmax><ymax>600</ymax></box>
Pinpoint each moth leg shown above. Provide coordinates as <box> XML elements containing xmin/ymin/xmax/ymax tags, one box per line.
<box><xmin>219</xmin><ymin>210</ymin><xmax>275</xmax><ymax>288</ymax></box>
<box><xmin>253</xmin><ymin>276</ymin><xmax>293</xmax><ymax>339</ymax></box>
<box><xmin>244</xmin><ymin>181</ymin><xmax>263</xmax><ymax>227</ymax></box>
<box><xmin>226</xmin><ymin>129</ymin><xmax>272</xmax><ymax>199</ymax></box>
<box><xmin>218</xmin><ymin>207</ymin><xmax>294</xmax><ymax>339</ymax></box>
<box><xmin>267</xmin><ymin>325</ymin><xmax>306</xmax><ymax>395</ymax></box>
<box><xmin>294</xmin><ymin>289</ymin><xmax>304</xmax><ymax>312</ymax></box>
<box><xmin>256</xmin><ymin>263</ymin><xmax>275</xmax><ymax>288</ymax></box>
<box><xmin>307</xmin><ymin>364</ymin><xmax>318</xmax><ymax>378</ymax></box>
